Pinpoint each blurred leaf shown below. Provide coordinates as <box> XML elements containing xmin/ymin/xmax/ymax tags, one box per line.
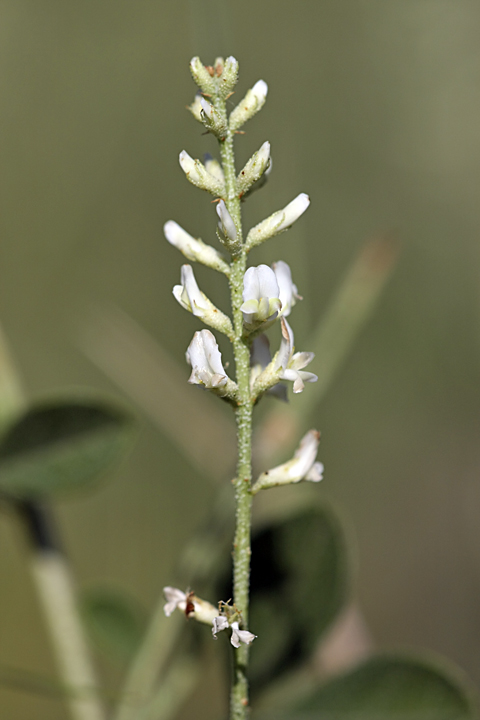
<box><xmin>81</xmin><ymin>588</ymin><xmax>146</xmax><ymax>664</ymax></box>
<box><xmin>0</xmin><ymin>398</ymin><xmax>134</xmax><ymax>499</ymax></box>
<box><xmin>282</xmin><ymin>655</ymin><xmax>477</xmax><ymax>720</ymax></box>
<box><xmin>249</xmin><ymin>504</ymin><xmax>349</xmax><ymax>692</ymax></box>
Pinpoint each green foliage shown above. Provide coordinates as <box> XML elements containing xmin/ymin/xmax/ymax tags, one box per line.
<box><xmin>281</xmin><ymin>655</ymin><xmax>477</xmax><ymax>720</ymax></box>
<box><xmin>81</xmin><ymin>587</ymin><xmax>146</xmax><ymax>664</ymax></box>
<box><xmin>249</xmin><ymin>504</ymin><xmax>349</xmax><ymax>692</ymax></box>
<box><xmin>0</xmin><ymin>398</ymin><xmax>133</xmax><ymax>499</ymax></box>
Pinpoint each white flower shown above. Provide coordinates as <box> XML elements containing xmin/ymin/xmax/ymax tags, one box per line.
<box><xmin>163</xmin><ymin>587</ymin><xmax>187</xmax><ymax>617</ymax></box>
<box><xmin>241</xmin><ymin>265</ymin><xmax>282</xmax><ymax>326</ymax></box>
<box><xmin>163</xmin><ymin>587</ymin><xmax>218</xmax><ymax>625</ymax></box>
<box><xmin>275</xmin><ymin>317</ymin><xmax>317</xmax><ymax>393</ymax></box>
<box><xmin>186</xmin><ymin>329</ymin><xmax>236</xmax><ymax>396</ymax></box>
<box><xmin>212</xmin><ymin>617</ymin><xmax>257</xmax><ymax>648</ymax></box>
<box><xmin>251</xmin><ymin>430</ymin><xmax>324</xmax><ymax>493</ymax></box>
<box><xmin>246</xmin><ymin>193</ymin><xmax>310</xmax><ymax>250</ymax></box>
<box><xmin>272</xmin><ymin>260</ymin><xmax>301</xmax><ymax>317</ymax></box>
<box><xmin>216</xmin><ymin>200</ymin><xmax>238</xmax><ymax>243</ymax></box>
<box><xmin>173</xmin><ymin>265</ymin><xmax>232</xmax><ymax>335</ymax></box>
<box><xmin>164</xmin><ymin>220</ymin><xmax>229</xmax><ymax>275</ymax></box>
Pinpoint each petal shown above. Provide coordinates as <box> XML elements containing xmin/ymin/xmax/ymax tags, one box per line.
<box><xmin>305</xmin><ymin>461</ymin><xmax>324</xmax><ymax>482</ymax></box>
<box><xmin>289</xmin><ymin>351</ymin><xmax>315</xmax><ymax>371</ymax></box>
<box><xmin>163</xmin><ymin>587</ymin><xmax>186</xmax><ymax>617</ymax></box>
<box><xmin>212</xmin><ymin>616</ymin><xmax>230</xmax><ymax>638</ymax></box>
<box><xmin>230</xmin><ymin>621</ymin><xmax>257</xmax><ymax>648</ymax></box>
<box><xmin>256</xmin><ymin>264</ymin><xmax>280</xmax><ymax>299</ymax></box>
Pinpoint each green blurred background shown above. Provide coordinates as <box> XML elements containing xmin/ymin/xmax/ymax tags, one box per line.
<box><xmin>1</xmin><ymin>0</ymin><xmax>480</xmax><ymax>717</ymax></box>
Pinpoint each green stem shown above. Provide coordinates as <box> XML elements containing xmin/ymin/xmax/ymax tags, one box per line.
<box><xmin>217</xmin><ymin>95</ymin><xmax>253</xmax><ymax>720</ymax></box>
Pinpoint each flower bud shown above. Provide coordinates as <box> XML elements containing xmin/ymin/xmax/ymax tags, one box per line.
<box><xmin>189</xmin><ymin>56</ymin><xmax>216</xmax><ymax>95</ymax></box>
<box><xmin>237</xmin><ymin>141</ymin><xmax>271</xmax><ymax>197</ymax></box>
<box><xmin>251</xmin><ymin>430</ymin><xmax>323</xmax><ymax>494</ymax></box>
<box><xmin>164</xmin><ymin>220</ymin><xmax>229</xmax><ymax>275</ymax></box>
<box><xmin>188</xmin><ymin>93</ymin><xmax>204</xmax><ymax>123</ymax></box>
<box><xmin>246</xmin><ymin>193</ymin><xmax>310</xmax><ymax>250</ymax></box>
<box><xmin>173</xmin><ymin>265</ymin><xmax>233</xmax><ymax>336</ymax></box>
<box><xmin>200</xmin><ymin>97</ymin><xmax>228</xmax><ymax>139</ymax></box>
<box><xmin>218</xmin><ymin>56</ymin><xmax>239</xmax><ymax>98</ymax></box>
<box><xmin>204</xmin><ymin>155</ymin><xmax>225</xmax><ymax>184</ymax></box>
<box><xmin>229</xmin><ymin>80</ymin><xmax>268</xmax><ymax>132</ymax></box>
<box><xmin>216</xmin><ymin>200</ymin><xmax>242</xmax><ymax>254</ymax></box>
<box><xmin>179</xmin><ymin>150</ymin><xmax>225</xmax><ymax>197</ymax></box>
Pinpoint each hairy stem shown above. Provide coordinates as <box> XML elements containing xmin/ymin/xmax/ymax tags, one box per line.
<box><xmin>217</xmin><ymin>93</ymin><xmax>253</xmax><ymax>720</ymax></box>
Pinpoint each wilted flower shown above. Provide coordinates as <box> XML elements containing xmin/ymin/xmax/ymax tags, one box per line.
<box><xmin>251</xmin><ymin>430</ymin><xmax>323</xmax><ymax>493</ymax></box>
<box><xmin>275</xmin><ymin>317</ymin><xmax>317</xmax><ymax>393</ymax></box>
<box><xmin>212</xmin><ymin>616</ymin><xmax>256</xmax><ymax>648</ymax></box>
<box><xmin>163</xmin><ymin>587</ymin><xmax>218</xmax><ymax>625</ymax></box>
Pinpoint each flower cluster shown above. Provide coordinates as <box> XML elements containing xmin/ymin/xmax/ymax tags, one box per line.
<box><xmin>162</xmin><ymin>56</ymin><xmax>324</xmax><ymax>656</ymax></box>
<box><xmin>163</xmin><ymin>588</ymin><xmax>256</xmax><ymax>649</ymax></box>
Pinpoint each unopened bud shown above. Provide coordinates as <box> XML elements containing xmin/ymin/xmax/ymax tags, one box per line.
<box><xmin>179</xmin><ymin>150</ymin><xmax>225</xmax><ymax>197</ymax></box>
<box><xmin>229</xmin><ymin>80</ymin><xmax>268</xmax><ymax>132</ymax></box>
<box><xmin>246</xmin><ymin>193</ymin><xmax>310</xmax><ymax>250</ymax></box>
<box><xmin>237</xmin><ymin>141</ymin><xmax>271</xmax><ymax>196</ymax></box>
<box><xmin>189</xmin><ymin>56</ymin><xmax>216</xmax><ymax>95</ymax></box>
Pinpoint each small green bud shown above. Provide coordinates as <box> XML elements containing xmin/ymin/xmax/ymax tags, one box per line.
<box><xmin>229</xmin><ymin>80</ymin><xmax>268</xmax><ymax>132</ymax></box>
<box><xmin>189</xmin><ymin>57</ymin><xmax>216</xmax><ymax>95</ymax></box>
<box><xmin>179</xmin><ymin>151</ymin><xmax>225</xmax><ymax>197</ymax></box>
<box><xmin>218</xmin><ymin>56</ymin><xmax>239</xmax><ymax>99</ymax></box>
<box><xmin>237</xmin><ymin>141</ymin><xmax>271</xmax><ymax>197</ymax></box>
<box><xmin>200</xmin><ymin>97</ymin><xmax>228</xmax><ymax>139</ymax></box>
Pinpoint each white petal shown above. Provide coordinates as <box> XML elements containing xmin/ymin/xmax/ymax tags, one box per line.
<box><xmin>251</xmin><ymin>80</ymin><xmax>268</xmax><ymax>103</ymax></box>
<box><xmin>230</xmin><ymin>621</ymin><xmax>257</xmax><ymax>648</ymax></box>
<box><xmin>163</xmin><ymin>587</ymin><xmax>186</xmax><ymax>617</ymax></box>
<box><xmin>200</xmin><ymin>97</ymin><xmax>214</xmax><ymax>119</ymax></box>
<box><xmin>273</xmin><ymin>260</ymin><xmax>299</xmax><ymax>317</ymax></box>
<box><xmin>186</xmin><ymin>330</ymin><xmax>228</xmax><ymax>388</ymax></box>
<box><xmin>216</xmin><ymin>200</ymin><xmax>237</xmax><ymax>242</ymax></box>
<box><xmin>275</xmin><ymin>317</ymin><xmax>294</xmax><ymax>371</ymax></box>
<box><xmin>305</xmin><ymin>461</ymin><xmax>324</xmax><ymax>482</ymax></box>
<box><xmin>277</xmin><ymin>193</ymin><xmax>310</xmax><ymax>232</ymax></box>
<box><xmin>212</xmin><ymin>616</ymin><xmax>230</xmax><ymax>638</ymax></box>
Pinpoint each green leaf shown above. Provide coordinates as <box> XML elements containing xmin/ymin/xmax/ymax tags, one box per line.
<box><xmin>81</xmin><ymin>588</ymin><xmax>146</xmax><ymax>664</ymax></box>
<box><xmin>285</xmin><ymin>655</ymin><xmax>477</xmax><ymax>720</ymax></box>
<box><xmin>0</xmin><ymin>398</ymin><xmax>134</xmax><ymax>499</ymax></box>
<box><xmin>249</xmin><ymin>504</ymin><xmax>349</xmax><ymax>691</ymax></box>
